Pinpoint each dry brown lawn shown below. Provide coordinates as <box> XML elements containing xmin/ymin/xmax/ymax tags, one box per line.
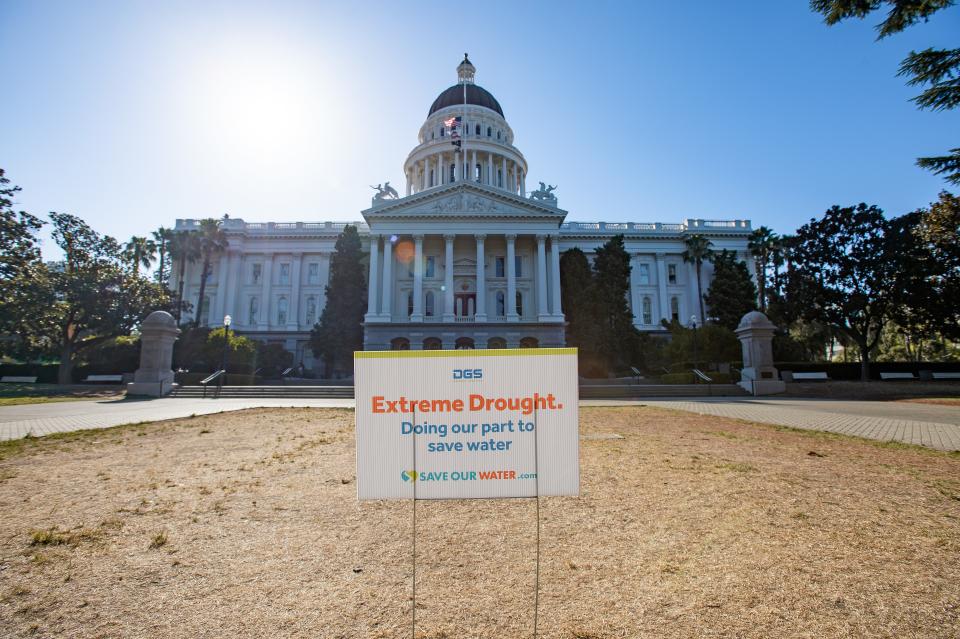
<box><xmin>0</xmin><ymin>406</ymin><xmax>958</xmax><ymax>638</ymax></box>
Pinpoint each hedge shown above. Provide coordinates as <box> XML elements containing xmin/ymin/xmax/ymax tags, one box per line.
<box><xmin>776</xmin><ymin>361</ymin><xmax>960</xmax><ymax>381</ymax></box>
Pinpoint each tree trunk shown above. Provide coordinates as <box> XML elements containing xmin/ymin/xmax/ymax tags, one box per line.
<box><xmin>756</xmin><ymin>258</ymin><xmax>766</xmax><ymax>312</ymax></box>
<box><xmin>194</xmin><ymin>259</ymin><xmax>211</xmax><ymax>328</ymax></box>
<box><xmin>858</xmin><ymin>340</ymin><xmax>871</xmax><ymax>382</ymax></box>
<box><xmin>157</xmin><ymin>248</ymin><xmax>166</xmax><ymax>286</ymax></box>
<box><xmin>696</xmin><ymin>262</ymin><xmax>705</xmax><ymax>324</ymax></box>
<box><xmin>176</xmin><ymin>256</ymin><xmax>186</xmax><ymax>323</ymax></box>
<box><xmin>57</xmin><ymin>343</ymin><xmax>74</xmax><ymax>386</ymax></box>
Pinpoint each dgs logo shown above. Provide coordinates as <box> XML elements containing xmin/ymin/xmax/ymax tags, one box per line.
<box><xmin>453</xmin><ymin>368</ymin><xmax>483</xmax><ymax>380</ymax></box>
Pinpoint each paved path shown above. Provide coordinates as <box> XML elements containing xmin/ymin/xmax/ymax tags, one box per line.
<box><xmin>1</xmin><ymin>396</ymin><xmax>957</xmax><ymax>452</ymax></box>
<box><xmin>586</xmin><ymin>398</ymin><xmax>960</xmax><ymax>452</ymax></box>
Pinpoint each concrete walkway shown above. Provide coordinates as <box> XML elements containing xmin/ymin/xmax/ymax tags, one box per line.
<box><xmin>0</xmin><ymin>396</ymin><xmax>957</xmax><ymax>452</ymax></box>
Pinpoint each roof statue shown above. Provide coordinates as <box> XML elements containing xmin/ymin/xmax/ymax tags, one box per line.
<box><xmin>530</xmin><ymin>182</ymin><xmax>557</xmax><ymax>202</ymax></box>
<box><xmin>371</xmin><ymin>182</ymin><xmax>400</xmax><ymax>201</ymax></box>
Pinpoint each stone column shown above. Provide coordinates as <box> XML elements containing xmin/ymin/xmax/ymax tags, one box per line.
<box><xmin>471</xmin><ymin>150</ymin><xmax>477</xmax><ymax>182</ymax></box>
<box><xmin>422</xmin><ymin>159</ymin><xmax>428</xmax><ymax>189</ymax></box>
<box><xmin>735</xmin><ymin>311</ymin><xmax>786</xmax><ymax>395</ymax></box>
<box><xmin>506</xmin><ymin>234</ymin><xmax>518</xmax><ymax>321</ymax></box>
<box><xmin>127</xmin><ymin>311</ymin><xmax>180</xmax><ymax>397</ymax></box>
<box><xmin>366</xmin><ymin>234</ymin><xmax>380</xmax><ymax>320</ymax></box>
<box><xmin>411</xmin><ymin>235</ymin><xmax>424</xmax><ymax>322</ymax></box>
<box><xmin>443</xmin><ymin>234</ymin><xmax>455</xmax><ymax>321</ymax></box>
<box><xmin>381</xmin><ymin>238</ymin><xmax>393</xmax><ymax>320</ymax></box>
<box><xmin>475</xmin><ymin>234</ymin><xmax>487</xmax><ymax>321</ymax></box>
<box><xmin>536</xmin><ymin>234</ymin><xmax>548</xmax><ymax>320</ymax></box>
<box><xmin>439</xmin><ymin>153</ymin><xmax>444</xmax><ymax>185</ymax></box>
<box><xmin>520</xmin><ymin>170</ymin><xmax>526</xmax><ymax>197</ymax></box>
<box><xmin>501</xmin><ymin>156</ymin><xmax>507</xmax><ymax>190</ymax></box>
<box><xmin>487</xmin><ymin>153</ymin><xmax>493</xmax><ymax>186</ymax></box>
<box><xmin>550</xmin><ymin>235</ymin><xmax>563</xmax><ymax>318</ymax></box>
<box><xmin>656</xmin><ymin>252</ymin><xmax>669</xmax><ymax>324</ymax></box>
<box><xmin>259</xmin><ymin>253</ymin><xmax>273</xmax><ymax>330</ymax></box>
<box><xmin>287</xmin><ymin>252</ymin><xmax>302</xmax><ymax>331</ymax></box>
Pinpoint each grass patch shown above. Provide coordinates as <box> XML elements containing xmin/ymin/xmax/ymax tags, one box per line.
<box><xmin>29</xmin><ymin>527</ymin><xmax>101</xmax><ymax>547</ymax></box>
<box><xmin>716</xmin><ymin>462</ymin><xmax>758</xmax><ymax>473</ymax></box>
<box><xmin>0</xmin><ymin>420</ymin><xmax>154</xmax><ymax>461</ymax></box>
<box><xmin>149</xmin><ymin>531</ymin><xmax>168</xmax><ymax>549</ymax></box>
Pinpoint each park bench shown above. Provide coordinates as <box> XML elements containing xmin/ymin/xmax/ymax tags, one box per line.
<box><xmin>1</xmin><ymin>376</ymin><xmax>38</xmax><ymax>383</ymax></box>
<box><xmin>880</xmin><ymin>372</ymin><xmax>915</xmax><ymax>380</ymax></box>
<box><xmin>932</xmin><ymin>372</ymin><xmax>960</xmax><ymax>380</ymax></box>
<box><xmin>791</xmin><ymin>372</ymin><xmax>829</xmax><ymax>381</ymax></box>
<box><xmin>82</xmin><ymin>374</ymin><xmax>123</xmax><ymax>384</ymax></box>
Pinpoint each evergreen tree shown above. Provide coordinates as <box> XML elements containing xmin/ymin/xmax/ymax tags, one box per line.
<box><xmin>192</xmin><ymin>218</ymin><xmax>228</xmax><ymax>328</ymax></box>
<box><xmin>559</xmin><ymin>248</ymin><xmax>600</xmax><ymax>371</ymax></box>
<box><xmin>0</xmin><ymin>169</ymin><xmax>45</xmax><ymax>347</ymax></box>
<box><xmin>591</xmin><ymin>234</ymin><xmax>640</xmax><ymax>373</ymax></box>
<box><xmin>310</xmin><ymin>225</ymin><xmax>367</xmax><ymax>376</ymax></box>
<box><xmin>704</xmin><ymin>249</ymin><xmax>757</xmax><ymax>330</ymax></box>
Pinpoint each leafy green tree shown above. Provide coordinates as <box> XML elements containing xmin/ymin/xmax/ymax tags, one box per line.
<box><xmin>812</xmin><ymin>0</ymin><xmax>960</xmax><ymax>184</ymax></box>
<box><xmin>204</xmin><ymin>327</ymin><xmax>257</xmax><ymax>374</ymax></box>
<box><xmin>786</xmin><ymin>203</ymin><xmax>902</xmax><ymax>381</ymax></box>
<box><xmin>192</xmin><ymin>218</ymin><xmax>228</xmax><ymax>328</ymax></box>
<box><xmin>914</xmin><ymin>191</ymin><xmax>960</xmax><ymax>338</ymax></box>
<box><xmin>682</xmin><ymin>234</ymin><xmax>714</xmax><ymax>324</ymax></box>
<box><xmin>310</xmin><ymin>225</ymin><xmax>367</xmax><ymax>376</ymax></box>
<box><xmin>703</xmin><ymin>249</ymin><xmax>757</xmax><ymax>330</ymax></box>
<box><xmin>559</xmin><ymin>248</ymin><xmax>601</xmax><ymax>373</ymax></box>
<box><xmin>591</xmin><ymin>234</ymin><xmax>640</xmax><ymax>373</ymax></box>
<box><xmin>169</xmin><ymin>229</ymin><xmax>200</xmax><ymax>323</ymax></box>
<box><xmin>16</xmin><ymin>213</ymin><xmax>173</xmax><ymax>384</ymax></box>
<box><xmin>748</xmin><ymin>226</ymin><xmax>777</xmax><ymax>312</ymax></box>
<box><xmin>152</xmin><ymin>226</ymin><xmax>173</xmax><ymax>286</ymax></box>
<box><xmin>0</xmin><ymin>169</ymin><xmax>45</xmax><ymax>344</ymax></box>
<box><xmin>123</xmin><ymin>235</ymin><xmax>156</xmax><ymax>276</ymax></box>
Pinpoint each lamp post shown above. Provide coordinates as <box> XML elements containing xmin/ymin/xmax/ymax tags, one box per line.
<box><xmin>219</xmin><ymin>315</ymin><xmax>232</xmax><ymax>392</ymax></box>
<box><xmin>689</xmin><ymin>315</ymin><xmax>699</xmax><ymax>373</ymax></box>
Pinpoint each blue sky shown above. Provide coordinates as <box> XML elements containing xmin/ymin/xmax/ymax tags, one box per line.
<box><xmin>1</xmin><ymin>0</ymin><xmax>957</xmax><ymax>259</ymax></box>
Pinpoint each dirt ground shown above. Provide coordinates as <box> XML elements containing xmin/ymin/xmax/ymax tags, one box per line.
<box><xmin>0</xmin><ymin>407</ymin><xmax>958</xmax><ymax>638</ymax></box>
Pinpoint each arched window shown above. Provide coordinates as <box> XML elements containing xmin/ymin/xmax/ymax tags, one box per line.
<box><xmin>306</xmin><ymin>296</ymin><xmax>317</xmax><ymax>325</ymax></box>
<box><xmin>670</xmin><ymin>296</ymin><xmax>680</xmax><ymax>321</ymax></box>
<box><xmin>423</xmin><ymin>337</ymin><xmax>442</xmax><ymax>350</ymax></box>
<box><xmin>487</xmin><ymin>126</ymin><xmax>492</xmax><ymax>137</ymax></box>
<box><xmin>440</xmin><ymin>127</ymin><xmax>445</xmax><ymax>137</ymax></box>
<box><xmin>391</xmin><ymin>337</ymin><xmax>410</xmax><ymax>351</ymax></box>
<box><xmin>475</xmin><ymin>124</ymin><xmax>481</xmax><ymax>135</ymax></box>
<box><xmin>487</xmin><ymin>337</ymin><xmax>506</xmax><ymax>349</ymax></box>
<box><xmin>248</xmin><ymin>296</ymin><xmax>259</xmax><ymax>325</ymax></box>
<box><xmin>497</xmin><ymin>130</ymin><xmax>501</xmax><ymax>139</ymax></box>
<box><xmin>519</xmin><ymin>337</ymin><xmax>539</xmax><ymax>348</ymax></box>
<box><xmin>425</xmin><ymin>291</ymin><xmax>435</xmax><ymax>317</ymax></box>
<box><xmin>198</xmin><ymin>295</ymin><xmax>210</xmax><ymax>326</ymax></box>
<box><xmin>455</xmin><ymin>337</ymin><xmax>475</xmax><ymax>349</ymax></box>
<box><xmin>496</xmin><ymin>291</ymin><xmax>505</xmax><ymax>317</ymax></box>
<box><xmin>516</xmin><ymin>291</ymin><xmax>523</xmax><ymax>317</ymax></box>
<box><xmin>642</xmin><ymin>297</ymin><xmax>652</xmax><ymax>325</ymax></box>
<box><xmin>407</xmin><ymin>291</ymin><xmax>414</xmax><ymax>316</ymax></box>
<box><xmin>429</xmin><ymin>169</ymin><xmax>435</xmax><ymax>187</ymax></box>
<box><xmin>277</xmin><ymin>296</ymin><xmax>288</xmax><ymax>325</ymax></box>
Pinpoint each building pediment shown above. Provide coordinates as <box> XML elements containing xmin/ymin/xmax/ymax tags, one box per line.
<box><xmin>361</xmin><ymin>183</ymin><xmax>567</xmax><ymax>222</ymax></box>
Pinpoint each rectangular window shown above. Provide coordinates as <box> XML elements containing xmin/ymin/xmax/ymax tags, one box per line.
<box><xmin>279</xmin><ymin>263</ymin><xmax>290</xmax><ymax>285</ymax></box>
<box><xmin>495</xmin><ymin>256</ymin><xmax>505</xmax><ymax>278</ymax></box>
<box><xmin>638</xmin><ymin>264</ymin><xmax>650</xmax><ymax>285</ymax></box>
<box><xmin>668</xmin><ymin>264</ymin><xmax>677</xmax><ymax>285</ymax></box>
<box><xmin>515</xmin><ymin>255</ymin><xmax>522</xmax><ymax>278</ymax></box>
<box><xmin>425</xmin><ymin>256</ymin><xmax>436</xmax><ymax>278</ymax></box>
<box><xmin>251</xmin><ymin>263</ymin><xmax>262</xmax><ymax>285</ymax></box>
<box><xmin>308</xmin><ymin>263</ymin><xmax>319</xmax><ymax>284</ymax></box>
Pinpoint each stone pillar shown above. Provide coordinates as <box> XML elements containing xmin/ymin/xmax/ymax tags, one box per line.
<box><xmin>439</xmin><ymin>153</ymin><xmax>444</xmax><ymax>185</ymax></box>
<box><xmin>259</xmin><ymin>253</ymin><xmax>273</xmax><ymax>330</ymax></box>
<box><xmin>550</xmin><ymin>235</ymin><xmax>563</xmax><ymax>318</ymax></box>
<box><xmin>287</xmin><ymin>252</ymin><xmax>302</xmax><ymax>331</ymax></box>
<box><xmin>501</xmin><ymin>156</ymin><xmax>507</xmax><ymax>190</ymax></box>
<box><xmin>381</xmin><ymin>237</ymin><xmax>393</xmax><ymax>320</ymax></box>
<box><xmin>475</xmin><ymin>234</ymin><xmax>487</xmax><ymax>321</ymax></box>
<box><xmin>520</xmin><ymin>170</ymin><xmax>526</xmax><ymax>196</ymax></box>
<box><xmin>422</xmin><ymin>159</ymin><xmax>428</xmax><ymax>189</ymax></box>
<box><xmin>126</xmin><ymin>311</ymin><xmax>180</xmax><ymax>397</ymax></box>
<box><xmin>735</xmin><ymin>311</ymin><xmax>786</xmax><ymax>395</ymax></box>
<box><xmin>536</xmin><ymin>234</ymin><xmax>548</xmax><ymax>320</ymax></box>
<box><xmin>656</xmin><ymin>252</ymin><xmax>669</xmax><ymax>324</ymax></box>
<box><xmin>443</xmin><ymin>234</ymin><xmax>455</xmax><ymax>321</ymax></box>
<box><xmin>471</xmin><ymin>150</ymin><xmax>477</xmax><ymax>182</ymax></box>
<box><xmin>411</xmin><ymin>235</ymin><xmax>424</xmax><ymax>322</ymax></box>
<box><xmin>487</xmin><ymin>153</ymin><xmax>493</xmax><ymax>186</ymax></box>
<box><xmin>366</xmin><ymin>235</ymin><xmax>380</xmax><ymax>320</ymax></box>
<box><xmin>506</xmin><ymin>234</ymin><xmax>518</xmax><ymax>321</ymax></box>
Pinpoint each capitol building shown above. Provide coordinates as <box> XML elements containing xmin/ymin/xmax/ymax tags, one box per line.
<box><xmin>173</xmin><ymin>56</ymin><xmax>753</xmax><ymax>372</ymax></box>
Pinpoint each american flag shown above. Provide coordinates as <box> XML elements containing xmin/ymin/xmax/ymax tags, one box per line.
<box><xmin>444</xmin><ymin>116</ymin><xmax>461</xmax><ymax>129</ymax></box>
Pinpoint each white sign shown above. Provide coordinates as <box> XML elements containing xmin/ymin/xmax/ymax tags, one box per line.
<box><xmin>354</xmin><ymin>348</ymin><xmax>579</xmax><ymax>500</ymax></box>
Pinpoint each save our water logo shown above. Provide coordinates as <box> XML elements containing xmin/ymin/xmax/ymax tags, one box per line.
<box><xmin>401</xmin><ymin>469</ymin><xmax>534</xmax><ymax>482</ymax></box>
<box><xmin>400</xmin><ymin>470</ymin><xmax>417</xmax><ymax>482</ymax></box>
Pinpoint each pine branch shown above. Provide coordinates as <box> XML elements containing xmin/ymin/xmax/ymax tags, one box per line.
<box><xmin>916</xmin><ymin>149</ymin><xmax>960</xmax><ymax>185</ymax></box>
<box><xmin>899</xmin><ymin>48</ymin><xmax>960</xmax><ymax>111</ymax></box>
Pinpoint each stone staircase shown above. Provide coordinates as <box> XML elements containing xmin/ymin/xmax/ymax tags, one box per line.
<box><xmin>169</xmin><ymin>384</ymin><xmax>744</xmax><ymax>400</ymax></box>
<box><xmin>169</xmin><ymin>385</ymin><xmax>354</xmax><ymax>399</ymax></box>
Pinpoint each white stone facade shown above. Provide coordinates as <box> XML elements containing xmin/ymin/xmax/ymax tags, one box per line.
<box><xmin>171</xmin><ymin>57</ymin><xmax>753</xmax><ymax>372</ymax></box>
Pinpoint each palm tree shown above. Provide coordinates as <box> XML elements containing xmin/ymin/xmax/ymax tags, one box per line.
<box><xmin>169</xmin><ymin>230</ymin><xmax>200</xmax><ymax>323</ymax></box>
<box><xmin>748</xmin><ymin>226</ymin><xmax>778</xmax><ymax>312</ymax></box>
<box><xmin>152</xmin><ymin>227</ymin><xmax>173</xmax><ymax>287</ymax></box>
<box><xmin>193</xmin><ymin>218</ymin><xmax>228</xmax><ymax>328</ymax></box>
<box><xmin>122</xmin><ymin>236</ymin><xmax>157</xmax><ymax>276</ymax></box>
<box><xmin>682</xmin><ymin>234</ymin><xmax>714</xmax><ymax>325</ymax></box>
